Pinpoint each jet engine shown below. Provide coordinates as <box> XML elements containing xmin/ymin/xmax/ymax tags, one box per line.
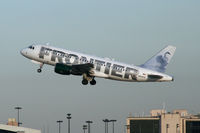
<box><xmin>54</xmin><ymin>63</ymin><xmax>72</xmax><ymax>75</ymax></box>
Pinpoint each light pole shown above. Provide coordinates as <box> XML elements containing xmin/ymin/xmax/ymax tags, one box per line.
<box><xmin>103</xmin><ymin>119</ymin><xmax>110</xmax><ymax>133</ymax></box>
<box><xmin>66</xmin><ymin>114</ymin><xmax>72</xmax><ymax>133</ymax></box>
<box><xmin>86</xmin><ymin>121</ymin><xmax>93</xmax><ymax>133</ymax></box>
<box><xmin>110</xmin><ymin>120</ymin><xmax>117</xmax><ymax>133</ymax></box>
<box><xmin>83</xmin><ymin>125</ymin><xmax>87</xmax><ymax>133</ymax></box>
<box><xmin>57</xmin><ymin>120</ymin><xmax>63</xmax><ymax>133</ymax></box>
<box><xmin>15</xmin><ymin>107</ymin><xmax>22</xmax><ymax>126</ymax></box>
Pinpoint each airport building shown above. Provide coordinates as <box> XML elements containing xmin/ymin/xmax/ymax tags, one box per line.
<box><xmin>126</xmin><ymin>109</ymin><xmax>200</xmax><ymax>133</ymax></box>
<box><xmin>0</xmin><ymin>119</ymin><xmax>41</xmax><ymax>133</ymax></box>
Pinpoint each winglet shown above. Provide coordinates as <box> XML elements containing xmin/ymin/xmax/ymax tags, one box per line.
<box><xmin>140</xmin><ymin>45</ymin><xmax>176</xmax><ymax>73</ymax></box>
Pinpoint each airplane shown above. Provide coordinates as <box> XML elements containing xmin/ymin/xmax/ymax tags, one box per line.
<box><xmin>20</xmin><ymin>44</ymin><xmax>176</xmax><ymax>85</ymax></box>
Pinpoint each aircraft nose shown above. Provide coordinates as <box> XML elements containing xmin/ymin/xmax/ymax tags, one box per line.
<box><xmin>20</xmin><ymin>49</ymin><xmax>24</xmax><ymax>55</ymax></box>
<box><xmin>20</xmin><ymin>49</ymin><xmax>26</xmax><ymax>56</ymax></box>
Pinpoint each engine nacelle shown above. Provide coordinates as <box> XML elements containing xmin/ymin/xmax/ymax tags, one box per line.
<box><xmin>54</xmin><ymin>63</ymin><xmax>72</xmax><ymax>75</ymax></box>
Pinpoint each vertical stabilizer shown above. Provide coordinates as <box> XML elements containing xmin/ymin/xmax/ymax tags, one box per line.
<box><xmin>140</xmin><ymin>45</ymin><xmax>176</xmax><ymax>73</ymax></box>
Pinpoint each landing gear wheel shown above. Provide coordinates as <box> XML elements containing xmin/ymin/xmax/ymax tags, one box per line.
<box><xmin>90</xmin><ymin>79</ymin><xmax>96</xmax><ymax>85</ymax></box>
<box><xmin>37</xmin><ymin>69</ymin><xmax>42</xmax><ymax>73</ymax></box>
<box><xmin>82</xmin><ymin>79</ymin><xmax>88</xmax><ymax>85</ymax></box>
<box><xmin>37</xmin><ymin>63</ymin><xmax>44</xmax><ymax>73</ymax></box>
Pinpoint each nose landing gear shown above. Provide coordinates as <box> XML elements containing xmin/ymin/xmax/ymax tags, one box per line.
<box><xmin>37</xmin><ymin>69</ymin><xmax>42</xmax><ymax>73</ymax></box>
<box><xmin>37</xmin><ymin>63</ymin><xmax>44</xmax><ymax>73</ymax></box>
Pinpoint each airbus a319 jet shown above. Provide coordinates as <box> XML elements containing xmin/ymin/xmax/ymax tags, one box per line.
<box><xmin>21</xmin><ymin>44</ymin><xmax>176</xmax><ymax>85</ymax></box>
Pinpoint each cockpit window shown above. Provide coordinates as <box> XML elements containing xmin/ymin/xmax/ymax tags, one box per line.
<box><xmin>28</xmin><ymin>45</ymin><xmax>35</xmax><ymax>50</ymax></box>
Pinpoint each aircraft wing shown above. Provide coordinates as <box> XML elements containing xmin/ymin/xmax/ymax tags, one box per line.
<box><xmin>70</xmin><ymin>63</ymin><xmax>94</xmax><ymax>75</ymax></box>
<box><xmin>55</xmin><ymin>63</ymin><xmax>94</xmax><ymax>75</ymax></box>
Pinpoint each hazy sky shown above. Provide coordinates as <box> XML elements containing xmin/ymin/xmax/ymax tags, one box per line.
<box><xmin>0</xmin><ymin>0</ymin><xmax>200</xmax><ymax>133</ymax></box>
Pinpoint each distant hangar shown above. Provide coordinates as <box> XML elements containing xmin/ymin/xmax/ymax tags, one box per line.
<box><xmin>0</xmin><ymin>124</ymin><xmax>40</xmax><ymax>133</ymax></box>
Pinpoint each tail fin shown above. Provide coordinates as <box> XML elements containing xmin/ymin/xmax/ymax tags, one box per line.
<box><xmin>140</xmin><ymin>45</ymin><xmax>176</xmax><ymax>73</ymax></box>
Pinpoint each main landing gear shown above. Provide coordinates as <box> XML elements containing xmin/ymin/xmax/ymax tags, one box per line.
<box><xmin>82</xmin><ymin>79</ymin><xmax>96</xmax><ymax>85</ymax></box>
<box><xmin>82</xmin><ymin>79</ymin><xmax>89</xmax><ymax>85</ymax></box>
<box><xmin>90</xmin><ymin>79</ymin><xmax>96</xmax><ymax>85</ymax></box>
<box><xmin>82</xmin><ymin>74</ymin><xmax>96</xmax><ymax>85</ymax></box>
<box><xmin>37</xmin><ymin>63</ymin><xmax>44</xmax><ymax>73</ymax></box>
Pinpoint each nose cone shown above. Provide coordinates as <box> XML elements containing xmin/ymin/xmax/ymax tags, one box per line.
<box><xmin>20</xmin><ymin>49</ymin><xmax>27</xmax><ymax>56</ymax></box>
<box><xmin>20</xmin><ymin>49</ymin><xmax>24</xmax><ymax>56</ymax></box>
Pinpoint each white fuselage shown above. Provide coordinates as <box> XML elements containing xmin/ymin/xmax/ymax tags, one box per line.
<box><xmin>21</xmin><ymin>45</ymin><xmax>173</xmax><ymax>82</ymax></box>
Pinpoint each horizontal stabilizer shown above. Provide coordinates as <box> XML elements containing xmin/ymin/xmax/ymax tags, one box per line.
<box><xmin>140</xmin><ymin>45</ymin><xmax>176</xmax><ymax>73</ymax></box>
